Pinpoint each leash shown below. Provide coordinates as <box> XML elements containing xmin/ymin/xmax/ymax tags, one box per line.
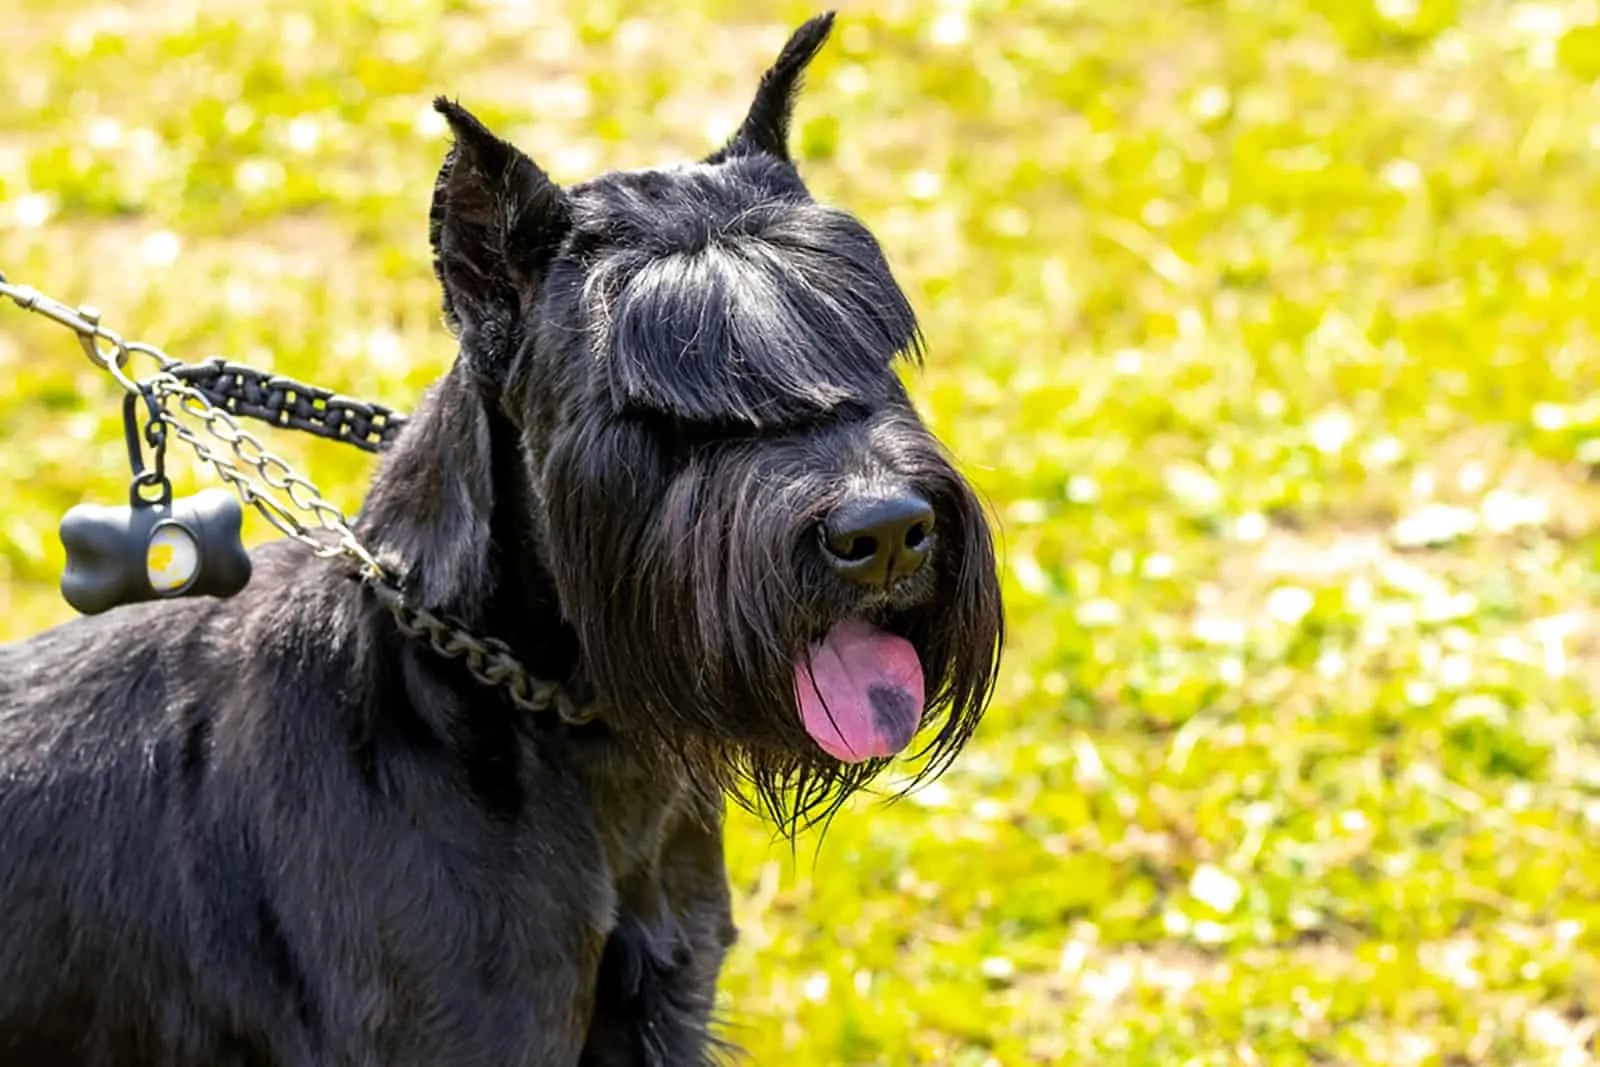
<box><xmin>0</xmin><ymin>270</ymin><xmax>563</xmax><ymax>715</ymax></box>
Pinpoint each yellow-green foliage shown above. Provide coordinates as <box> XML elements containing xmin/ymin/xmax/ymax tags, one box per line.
<box><xmin>4</xmin><ymin>1</ymin><xmax>1600</xmax><ymax>1063</ymax></box>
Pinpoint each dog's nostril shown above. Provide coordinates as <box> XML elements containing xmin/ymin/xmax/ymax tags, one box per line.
<box><xmin>822</xmin><ymin>526</ymin><xmax>881</xmax><ymax>563</ymax></box>
<box><xmin>840</xmin><ymin>535</ymin><xmax>878</xmax><ymax>562</ymax></box>
<box><xmin>904</xmin><ymin>522</ymin><xmax>927</xmax><ymax>550</ymax></box>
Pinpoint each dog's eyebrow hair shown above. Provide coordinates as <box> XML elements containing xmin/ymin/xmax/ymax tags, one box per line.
<box><xmin>587</xmin><ymin>197</ymin><xmax>922</xmax><ymax>427</ymax></box>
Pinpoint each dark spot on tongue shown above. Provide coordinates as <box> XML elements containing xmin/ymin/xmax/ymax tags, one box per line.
<box><xmin>867</xmin><ymin>685</ymin><xmax>919</xmax><ymax>752</ymax></box>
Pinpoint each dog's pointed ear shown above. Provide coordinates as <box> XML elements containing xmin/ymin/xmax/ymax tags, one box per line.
<box><xmin>429</xmin><ymin>97</ymin><xmax>570</xmax><ymax>345</ymax></box>
<box><xmin>705</xmin><ymin>12</ymin><xmax>835</xmax><ymax>165</ymax></box>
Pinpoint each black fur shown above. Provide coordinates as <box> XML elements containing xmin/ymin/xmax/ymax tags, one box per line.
<box><xmin>0</xmin><ymin>12</ymin><xmax>1004</xmax><ymax>1065</ymax></box>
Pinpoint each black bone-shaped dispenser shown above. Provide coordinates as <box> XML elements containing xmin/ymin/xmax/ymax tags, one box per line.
<box><xmin>57</xmin><ymin>391</ymin><xmax>252</xmax><ymax>615</ymax></box>
<box><xmin>59</xmin><ymin>488</ymin><xmax>252</xmax><ymax>614</ymax></box>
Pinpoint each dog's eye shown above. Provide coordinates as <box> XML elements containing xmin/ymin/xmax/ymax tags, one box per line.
<box><xmin>625</xmin><ymin>412</ymin><xmax>731</xmax><ymax>458</ymax></box>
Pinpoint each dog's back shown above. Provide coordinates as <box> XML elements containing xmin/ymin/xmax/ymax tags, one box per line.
<box><xmin>1</xmin><ymin>594</ymin><xmax>213</xmax><ymax>1060</ymax></box>
<box><xmin>0</xmin><ymin>558</ymin><xmax>306</xmax><ymax>1064</ymax></box>
<box><xmin>0</xmin><ymin>541</ymin><xmax>625</xmax><ymax>1067</ymax></box>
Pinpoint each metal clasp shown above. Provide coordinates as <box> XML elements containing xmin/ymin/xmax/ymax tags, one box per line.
<box><xmin>0</xmin><ymin>271</ymin><xmax>137</xmax><ymax>385</ymax></box>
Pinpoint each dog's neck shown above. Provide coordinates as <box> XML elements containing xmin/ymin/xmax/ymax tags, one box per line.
<box><xmin>353</xmin><ymin>359</ymin><xmax>584</xmax><ymax>697</ymax></box>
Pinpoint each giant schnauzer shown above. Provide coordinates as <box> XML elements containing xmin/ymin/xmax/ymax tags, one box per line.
<box><xmin>0</xmin><ymin>12</ymin><xmax>1003</xmax><ymax>1065</ymax></box>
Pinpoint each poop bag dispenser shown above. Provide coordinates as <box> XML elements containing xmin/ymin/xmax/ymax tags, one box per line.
<box><xmin>57</xmin><ymin>391</ymin><xmax>252</xmax><ymax>615</ymax></box>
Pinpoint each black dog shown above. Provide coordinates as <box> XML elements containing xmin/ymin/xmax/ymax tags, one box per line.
<box><xmin>0</xmin><ymin>13</ymin><xmax>1003</xmax><ymax>1065</ymax></box>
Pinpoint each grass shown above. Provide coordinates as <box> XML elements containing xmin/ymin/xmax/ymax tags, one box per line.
<box><xmin>3</xmin><ymin>0</ymin><xmax>1600</xmax><ymax>1062</ymax></box>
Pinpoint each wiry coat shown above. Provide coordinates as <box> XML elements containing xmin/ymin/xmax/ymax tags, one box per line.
<box><xmin>0</xmin><ymin>13</ymin><xmax>1003</xmax><ymax>1066</ymax></box>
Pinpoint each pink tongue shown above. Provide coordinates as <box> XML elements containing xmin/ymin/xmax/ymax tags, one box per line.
<box><xmin>794</xmin><ymin>619</ymin><xmax>926</xmax><ymax>763</ymax></box>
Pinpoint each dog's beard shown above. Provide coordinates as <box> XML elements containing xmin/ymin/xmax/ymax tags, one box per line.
<box><xmin>544</xmin><ymin>416</ymin><xmax>1004</xmax><ymax>834</ymax></box>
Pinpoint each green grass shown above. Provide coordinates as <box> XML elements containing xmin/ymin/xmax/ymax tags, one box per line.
<box><xmin>4</xmin><ymin>0</ymin><xmax>1600</xmax><ymax>1062</ymax></box>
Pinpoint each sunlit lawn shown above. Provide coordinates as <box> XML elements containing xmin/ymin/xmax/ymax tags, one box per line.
<box><xmin>4</xmin><ymin>0</ymin><xmax>1600</xmax><ymax>1063</ymax></box>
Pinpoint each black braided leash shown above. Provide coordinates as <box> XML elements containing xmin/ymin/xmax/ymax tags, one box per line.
<box><xmin>170</xmin><ymin>359</ymin><xmax>409</xmax><ymax>454</ymax></box>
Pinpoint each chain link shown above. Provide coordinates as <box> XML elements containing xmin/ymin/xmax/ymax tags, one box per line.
<box><xmin>0</xmin><ymin>270</ymin><xmax>558</xmax><ymax>714</ymax></box>
<box><xmin>366</xmin><ymin>581</ymin><xmax>565</xmax><ymax>713</ymax></box>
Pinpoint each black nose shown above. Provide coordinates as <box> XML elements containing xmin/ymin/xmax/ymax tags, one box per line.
<box><xmin>821</xmin><ymin>492</ymin><xmax>935</xmax><ymax>587</ymax></box>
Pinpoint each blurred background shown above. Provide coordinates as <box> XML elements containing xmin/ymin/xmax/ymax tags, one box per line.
<box><xmin>4</xmin><ymin>0</ymin><xmax>1600</xmax><ymax>1063</ymax></box>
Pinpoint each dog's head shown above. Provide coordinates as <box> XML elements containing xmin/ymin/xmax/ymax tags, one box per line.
<box><xmin>425</xmin><ymin>13</ymin><xmax>1003</xmax><ymax>828</ymax></box>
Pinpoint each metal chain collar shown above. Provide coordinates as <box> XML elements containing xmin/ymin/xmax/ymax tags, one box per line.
<box><xmin>0</xmin><ymin>271</ymin><xmax>562</xmax><ymax>715</ymax></box>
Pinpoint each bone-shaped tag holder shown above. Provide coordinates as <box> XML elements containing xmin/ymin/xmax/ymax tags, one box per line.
<box><xmin>59</xmin><ymin>487</ymin><xmax>252</xmax><ymax>615</ymax></box>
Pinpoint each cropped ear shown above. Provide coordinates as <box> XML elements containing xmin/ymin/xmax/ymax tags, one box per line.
<box><xmin>705</xmin><ymin>12</ymin><xmax>835</xmax><ymax>165</ymax></box>
<box><xmin>429</xmin><ymin>97</ymin><xmax>570</xmax><ymax>361</ymax></box>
